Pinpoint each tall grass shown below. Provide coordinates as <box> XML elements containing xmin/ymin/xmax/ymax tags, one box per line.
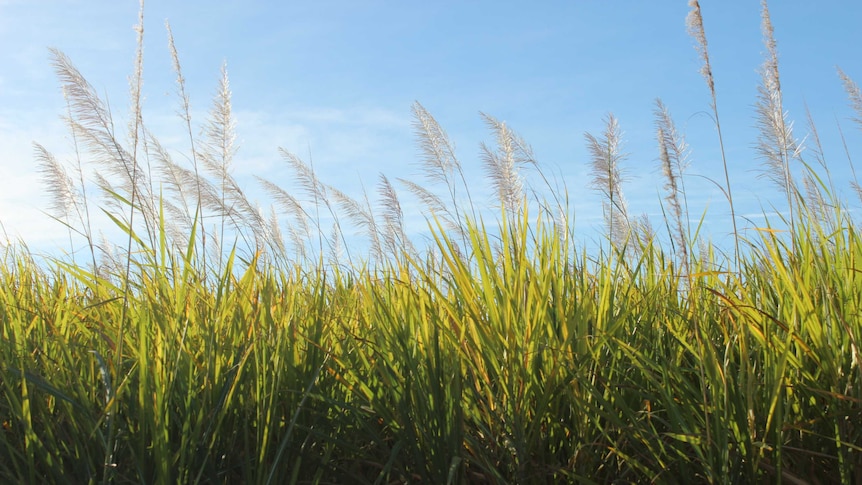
<box><xmin>2</xmin><ymin>1</ymin><xmax>862</xmax><ymax>483</ymax></box>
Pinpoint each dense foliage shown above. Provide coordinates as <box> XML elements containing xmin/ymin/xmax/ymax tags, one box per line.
<box><xmin>2</xmin><ymin>1</ymin><xmax>861</xmax><ymax>483</ymax></box>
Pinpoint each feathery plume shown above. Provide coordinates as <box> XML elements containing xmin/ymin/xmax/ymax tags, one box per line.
<box><xmin>279</xmin><ymin>148</ymin><xmax>328</xmax><ymax>204</ymax></box>
<box><xmin>256</xmin><ymin>177</ymin><xmax>312</xmax><ymax>244</ymax></box>
<box><xmin>686</xmin><ymin>0</ymin><xmax>714</xmax><ymax>95</ymax></box>
<box><xmin>329</xmin><ymin>184</ymin><xmax>383</xmax><ymax>263</ymax></box>
<box><xmin>686</xmin><ymin>0</ymin><xmax>740</xmax><ymax>265</ymax></box>
<box><xmin>149</xmin><ymin>131</ymin><xmax>190</xmax><ymax>214</ymax></box>
<box><xmin>838</xmin><ymin>68</ymin><xmax>862</xmax><ymax>132</ymax></box>
<box><xmin>166</xmin><ymin>19</ymin><xmax>208</xmax><ymax>265</ymax></box>
<box><xmin>50</xmin><ymin>50</ymin><xmax>144</xmax><ymax>201</ymax></box>
<box><xmin>398</xmin><ymin>177</ymin><xmax>461</xmax><ymax>234</ymax></box>
<box><xmin>412</xmin><ymin>101</ymin><xmax>460</xmax><ymax>185</ymax></box>
<box><xmin>279</xmin><ymin>148</ymin><xmax>353</xmax><ymax>262</ymax></box>
<box><xmin>328</xmin><ymin>221</ymin><xmax>343</xmax><ymax>268</ymax></box>
<box><xmin>166</xmin><ymin>21</ymin><xmax>191</xmax><ymax>126</ymax></box>
<box><xmin>634</xmin><ymin>213</ymin><xmax>655</xmax><ymax>254</ymax></box>
<box><xmin>377</xmin><ymin>173</ymin><xmax>414</xmax><ymax>258</ymax></box>
<box><xmin>266</xmin><ymin>204</ymin><xmax>286</xmax><ymax>260</ymax></box>
<box><xmin>755</xmin><ymin>0</ymin><xmax>799</xmax><ymax>237</ymax></box>
<box><xmin>49</xmin><ymin>49</ymin><xmax>115</xmax><ymax>144</ymax></box>
<box><xmin>654</xmin><ymin>99</ymin><xmax>690</xmax><ymax>269</ymax></box>
<box><xmin>198</xmin><ymin>63</ymin><xmax>268</xmax><ymax>254</ymax></box>
<box><xmin>479</xmin><ymin>112</ymin><xmax>527</xmax><ymax>218</ymax></box>
<box><xmin>202</xmin><ymin>63</ymin><xmax>236</xmax><ymax>176</ymax></box>
<box><xmin>802</xmin><ymin>174</ymin><xmax>829</xmax><ymax>226</ymax></box>
<box><xmin>125</xmin><ymin>0</ymin><xmax>152</xmax><ymax>246</ymax></box>
<box><xmin>585</xmin><ymin>114</ymin><xmax>629</xmax><ymax>247</ymax></box>
<box><xmin>61</xmin><ymin>84</ymin><xmax>97</xmax><ymax>268</ymax></box>
<box><xmin>34</xmin><ymin>143</ymin><xmax>77</xmax><ymax>221</ymax></box>
<box><xmin>257</xmin><ymin>178</ymin><xmax>310</xmax><ymax>231</ymax></box>
<box><xmin>411</xmin><ymin>102</ymin><xmax>474</xmax><ymax>239</ymax></box>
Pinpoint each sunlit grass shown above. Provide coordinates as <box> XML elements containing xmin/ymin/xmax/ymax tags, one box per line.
<box><xmin>2</xmin><ymin>1</ymin><xmax>861</xmax><ymax>483</ymax></box>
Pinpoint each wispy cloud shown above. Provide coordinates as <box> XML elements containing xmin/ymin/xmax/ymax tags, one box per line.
<box><xmin>0</xmin><ymin>116</ymin><xmax>72</xmax><ymax>248</ymax></box>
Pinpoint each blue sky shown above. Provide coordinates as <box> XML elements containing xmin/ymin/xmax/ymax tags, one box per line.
<box><xmin>1</xmin><ymin>1</ymin><xmax>861</xmax><ymax>258</ymax></box>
